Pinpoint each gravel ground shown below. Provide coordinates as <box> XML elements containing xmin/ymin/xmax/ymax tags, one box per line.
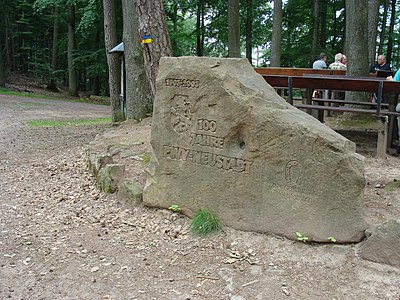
<box><xmin>0</xmin><ymin>94</ymin><xmax>399</xmax><ymax>300</ymax></box>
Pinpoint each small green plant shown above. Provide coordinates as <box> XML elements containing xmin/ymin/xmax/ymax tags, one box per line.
<box><xmin>328</xmin><ymin>236</ymin><xmax>337</xmax><ymax>243</ymax></box>
<box><xmin>339</xmin><ymin>115</ymin><xmax>376</xmax><ymax>127</ymax></box>
<box><xmin>385</xmin><ymin>179</ymin><xmax>400</xmax><ymax>191</ymax></box>
<box><xmin>190</xmin><ymin>209</ymin><xmax>221</xmax><ymax>236</ymax></box>
<box><xmin>139</xmin><ymin>153</ymin><xmax>152</xmax><ymax>164</ymax></box>
<box><xmin>168</xmin><ymin>204</ymin><xmax>182</xmax><ymax>213</ymax></box>
<box><xmin>144</xmin><ymin>241</ymin><xmax>158</xmax><ymax>247</ymax></box>
<box><xmin>295</xmin><ymin>231</ymin><xmax>309</xmax><ymax>242</ymax></box>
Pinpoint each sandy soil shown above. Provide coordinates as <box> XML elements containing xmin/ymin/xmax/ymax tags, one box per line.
<box><xmin>0</xmin><ymin>94</ymin><xmax>399</xmax><ymax>300</ymax></box>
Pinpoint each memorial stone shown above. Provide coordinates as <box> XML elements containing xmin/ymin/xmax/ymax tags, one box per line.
<box><xmin>143</xmin><ymin>57</ymin><xmax>367</xmax><ymax>242</ymax></box>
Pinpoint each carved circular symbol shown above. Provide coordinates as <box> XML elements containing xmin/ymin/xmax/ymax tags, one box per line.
<box><xmin>285</xmin><ymin>160</ymin><xmax>303</xmax><ymax>186</ymax></box>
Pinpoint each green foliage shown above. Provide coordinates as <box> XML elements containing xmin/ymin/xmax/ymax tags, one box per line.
<box><xmin>28</xmin><ymin>117</ymin><xmax>111</xmax><ymax>127</ymax></box>
<box><xmin>338</xmin><ymin>115</ymin><xmax>377</xmax><ymax>127</ymax></box>
<box><xmin>144</xmin><ymin>241</ymin><xmax>158</xmax><ymax>247</ymax></box>
<box><xmin>168</xmin><ymin>204</ymin><xmax>182</xmax><ymax>213</ymax></box>
<box><xmin>138</xmin><ymin>153</ymin><xmax>151</xmax><ymax>164</ymax></box>
<box><xmin>328</xmin><ymin>236</ymin><xmax>337</xmax><ymax>243</ymax></box>
<box><xmin>385</xmin><ymin>179</ymin><xmax>400</xmax><ymax>191</ymax></box>
<box><xmin>190</xmin><ymin>209</ymin><xmax>221</xmax><ymax>236</ymax></box>
<box><xmin>295</xmin><ymin>231</ymin><xmax>309</xmax><ymax>242</ymax></box>
<box><xmin>0</xmin><ymin>88</ymin><xmax>61</xmax><ymax>99</ymax></box>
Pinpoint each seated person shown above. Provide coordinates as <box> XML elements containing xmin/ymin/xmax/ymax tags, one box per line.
<box><xmin>312</xmin><ymin>53</ymin><xmax>327</xmax><ymax>69</ymax></box>
<box><xmin>387</xmin><ymin>72</ymin><xmax>400</xmax><ymax>146</ymax></box>
<box><xmin>329</xmin><ymin>53</ymin><xmax>347</xmax><ymax>70</ymax></box>
<box><xmin>328</xmin><ymin>53</ymin><xmax>346</xmax><ymax>101</ymax></box>
<box><xmin>341</xmin><ymin>55</ymin><xmax>347</xmax><ymax>66</ymax></box>
<box><xmin>369</xmin><ymin>54</ymin><xmax>391</xmax><ymax>73</ymax></box>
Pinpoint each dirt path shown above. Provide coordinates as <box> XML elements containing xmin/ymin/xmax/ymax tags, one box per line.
<box><xmin>0</xmin><ymin>95</ymin><xmax>399</xmax><ymax>299</ymax></box>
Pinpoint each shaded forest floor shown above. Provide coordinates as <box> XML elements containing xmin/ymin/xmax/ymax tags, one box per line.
<box><xmin>0</xmin><ymin>81</ymin><xmax>399</xmax><ymax>299</ymax></box>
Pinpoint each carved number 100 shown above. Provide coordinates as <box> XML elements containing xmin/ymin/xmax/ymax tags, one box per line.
<box><xmin>197</xmin><ymin>119</ymin><xmax>217</xmax><ymax>132</ymax></box>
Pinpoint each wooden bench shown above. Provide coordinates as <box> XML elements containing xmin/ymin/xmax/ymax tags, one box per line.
<box><xmin>254</xmin><ymin>68</ymin><xmax>400</xmax><ymax>156</ymax></box>
<box><xmin>254</xmin><ymin>67</ymin><xmax>346</xmax><ymax>76</ymax></box>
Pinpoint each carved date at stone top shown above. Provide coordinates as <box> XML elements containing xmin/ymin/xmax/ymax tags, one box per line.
<box><xmin>165</xmin><ymin>78</ymin><xmax>200</xmax><ymax>88</ymax></box>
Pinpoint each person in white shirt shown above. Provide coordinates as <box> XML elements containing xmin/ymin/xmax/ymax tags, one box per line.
<box><xmin>312</xmin><ymin>53</ymin><xmax>327</xmax><ymax>69</ymax></box>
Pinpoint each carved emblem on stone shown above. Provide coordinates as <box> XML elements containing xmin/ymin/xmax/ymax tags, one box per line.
<box><xmin>285</xmin><ymin>160</ymin><xmax>303</xmax><ymax>186</ymax></box>
<box><xmin>170</xmin><ymin>95</ymin><xmax>192</xmax><ymax>133</ymax></box>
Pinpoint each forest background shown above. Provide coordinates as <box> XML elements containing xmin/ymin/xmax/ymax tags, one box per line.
<box><xmin>0</xmin><ymin>0</ymin><xmax>398</xmax><ymax>121</ymax></box>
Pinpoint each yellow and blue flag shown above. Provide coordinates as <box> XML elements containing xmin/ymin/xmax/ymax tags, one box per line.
<box><xmin>140</xmin><ymin>35</ymin><xmax>152</xmax><ymax>44</ymax></box>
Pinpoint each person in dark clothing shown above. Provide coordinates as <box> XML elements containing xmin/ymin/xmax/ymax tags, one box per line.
<box><xmin>370</xmin><ymin>55</ymin><xmax>392</xmax><ymax>103</ymax></box>
<box><xmin>369</xmin><ymin>54</ymin><xmax>391</xmax><ymax>73</ymax></box>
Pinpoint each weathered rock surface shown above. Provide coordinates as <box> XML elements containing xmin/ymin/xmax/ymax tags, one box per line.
<box><xmin>357</xmin><ymin>219</ymin><xmax>400</xmax><ymax>268</ymax></box>
<box><xmin>85</xmin><ymin>119</ymin><xmax>152</xmax><ymax>199</ymax></box>
<box><xmin>98</xmin><ymin>163</ymin><xmax>125</xmax><ymax>193</ymax></box>
<box><xmin>117</xmin><ymin>180</ymin><xmax>143</xmax><ymax>205</ymax></box>
<box><xmin>143</xmin><ymin>56</ymin><xmax>367</xmax><ymax>242</ymax></box>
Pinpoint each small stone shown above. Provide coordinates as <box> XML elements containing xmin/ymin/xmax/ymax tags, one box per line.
<box><xmin>91</xmin><ymin>266</ymin><xmax>100</xmax><ymax>272</ymax></box>
<box><xmin>282</xmin><ymin>287</ymin><xmax>290</xmax><ymax>296</ymax></box>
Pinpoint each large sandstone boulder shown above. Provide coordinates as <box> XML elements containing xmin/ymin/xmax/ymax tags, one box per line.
<box><xmin>143</xmin><ymin>57</ymin><xmax>367</xmax><ymax>242</ymax></box>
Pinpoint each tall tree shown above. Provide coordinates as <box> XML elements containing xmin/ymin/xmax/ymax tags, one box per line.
<box><xmin>319</xmin><ymin>0</ymin><xmax>328</xmax><ymax>49</ymax></box>
<box><xmin>228</xmin><ymin>0</ymin><xmax>240</xmax><ymax>57</ymax></box>
<box><xmin>48</xmin><ymin>6</ymin><xmax>59</xmax><ymax>91</ymax></box>
<box><xmin>196</xmin><ymin>0</ymin><xmax>205</xmax><ymax>56</ymax></box>
<box><xmin>68</xmin><ymin>4</ymin><xmax>78</xmax><ymax>96</ymax></box>
<box><xmin>368</xmin><ymin>0</ymin><xmax>380</xmax><ymax>64</ymax></box>
<box><xmin>136</xmin><ymin>0</ymin><xmax>172</xmax><ymax>99</ymax></box>
<box><xmin>346</xmin><ymin>0</ymin><xmax>369</xmax><ymax>103</ymax></box>
<box><xmin>245</xmin><ymin>0</ymin><xmax>253</xmax><ymax>64</ymax></box>
<box><xmin>121</xmin><ymin>0</ymin><xmax>151</xmax><ymax>120</ymax></box>
<box><xmin>0</xmin><ymin>0</ymin><xmax>5</xmax><ymax>87</ymax></box>
<box><xmin>103</xmin><ymin>0</ymin><xmax>123</xmax><ymax>122</ymax></box>
<box><xmin>0</xmin><ymin>35</ymin><xmax>4</xmax><ymax>88</ymax></box>
<box><xmin>378</xmin><ymin>0</ymin><xmax>389</xmax><ymax>56</ymax></box>
<box><xmin>270</xmin><ymin>0</ymin><xmax>282</xmax><ymax>67</ymax></box>
<box><xmin>346</xmin><ymin>0</ymin><xmax>369</xmax><ymax>77</ymax></box>
<box><xmin>386</xmin><ymin>0</ymin><xmax>396</xmax><ymax>64</ymax></box>
<box><xmin>311</xmin><ymin>0</ymin><xmax>320</xmax><ymax>65</ymax></box>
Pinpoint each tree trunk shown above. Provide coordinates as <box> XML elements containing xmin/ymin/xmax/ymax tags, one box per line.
<box><xmin>196</xmin><ymin>0</ymin><xmax>204</xmax><ymax>56</ymax></box>
<box><xmin>48</xmin><ymin>6</ymin><xmax>59</xmax><ymax>91</ymax></box>
<box><xmin>245</xmin><ymin>0</ymin><xmax>253</xmax><ymax>64</ymax></box>
<box><xmin>331</xmin><ymin>0</ymin><xmax>338</xmax><ymax>51</ymax></box>
<box><xmin>311</xmin><ymin>0</ymin><xmax>319</xmax><ymax>65</ymax></box>
<box><xmin>92</xmin><ymin>19</ymin><xmax>101</xmax><ymax>96</ymax></box>
<box><xmin>228</xmin><ymin>0</ymin><xmax>240</xmax><ymax>58</ymax></box>
<box><xmin>103</xmin><ymin>0</ymin><xmax>123</xmax><ymax>122</ymax></box>
<box><xmin>68</xmin><ymin>5</ymin><xmax>78</xmax><ymax>97</ymax></box>
<box><xmin>270</xmin><ymin>0</ymin><xmax>282</xmax><ymax>67</ymax></box>
<box><xmin>343</xmin><ymin>5</ymin><xmax>348</xmax><ymax>56</ymax></box>
<box><xmin>136</xmin><ymin>0</ymin><xmax>172</xmax><ymax>100</ymax></box>
<box><xmin>378</xmin><ymin>0</ymin><xmax>389</xmax><ymax>56</ymax></box>
<box><xmin>368</xmin><ymin>0</ymin><xmax>380</xmax><ymax>64</ymax></box>
<box><xmin>346</xmin><ymin>0</ymin><xmax>369</xmax><ymax>105</ymax></box>
<box><xmin>122</xmin><ymin>0</ymin><xmax>152</xmax><ymax>120</ymax></box>
<box><xmin>0</xmin><ymin>35</ymin><xmax>5</xmax><ymax>88</ymax></box>
<box><xmin>319</xmin><ymin>0</ymin><xmax>328</xmax><ymax>49</ymax></box>
<box><xmin>171</xmin><ymin>2</ymin><xmax>178</xmax><ymax>54</ymax></box>
<box><xmin>386</xmin><ymin>0</ymin><xmax>396</xmax><ymax>65</ymax></box>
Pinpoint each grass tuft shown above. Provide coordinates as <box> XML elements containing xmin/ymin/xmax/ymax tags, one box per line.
<box><xmin>385</xmin><ymin>179</ymin><xmax>400</xmax><ymax>191</ymax></box>
<box><xmin>190</xmin><ymin>209</ymin><xmax>221</xmax><ymax>236</ymax></box>
<box><xmin>338</xmin><ymin>115</ymin><xmax>376</xmax><ymax>127</ymax></box>
<box><xmin>0</xmin><ymin>87</ymin><xmax>110</xmax><ymax>105</ymax></box>
<box><xmin>28</xmin><ymin>117</ymin><xmax>111</xmax><ymax>128</ymax></box>
<box><xmin>139</xmin><ymin>153</ymin><xmax>152</xmax><ymax>164</ymax></box>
